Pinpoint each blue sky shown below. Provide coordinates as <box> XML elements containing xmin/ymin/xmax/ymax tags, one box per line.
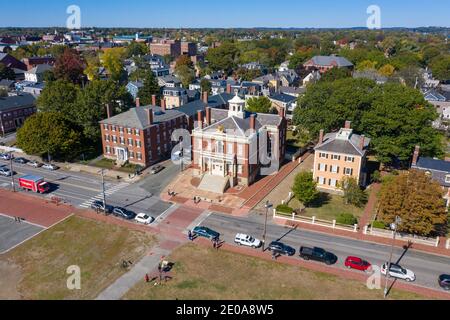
<box><xmin>2</xmin><ymin>0</ymin><xmax>449</xmax><ymax>28</ymax></box>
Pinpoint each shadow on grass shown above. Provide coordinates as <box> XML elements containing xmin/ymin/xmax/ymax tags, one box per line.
<box><xmin>308</xmin><ymin>192</ymin><xmax>332</xmax><ymax>208</ymax></box>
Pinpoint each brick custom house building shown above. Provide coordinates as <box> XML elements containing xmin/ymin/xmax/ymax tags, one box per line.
<box><xmin>313</xmin><ymin>121</ymin><xmax>370</xmax><ymax>194</ymax></box>
<box><xmin>191</xmin><ymin>94</ymin><xmax>287</xmax><ymax>192</ymax></box>
<box><xmin>99</xmin><ymin>97</ymin><xmax>195</xmax><ymax>168</ymax></box>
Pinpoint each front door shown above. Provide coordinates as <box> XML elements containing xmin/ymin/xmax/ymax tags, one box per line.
<box><xmin>212</xmin><ymin>162</ymin><xmax>224</xmax><ymax>176</ymax></box>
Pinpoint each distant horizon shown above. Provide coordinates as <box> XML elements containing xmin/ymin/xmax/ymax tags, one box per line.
<box><xmin>1</xmin><ymin>0</ymin><xmax>449</xmax><ymax>29</ymax></box>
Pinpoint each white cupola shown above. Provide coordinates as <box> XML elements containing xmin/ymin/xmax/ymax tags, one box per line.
<box><xmin>228</xmin><ymin>94</ymin><xmax>246</xmax><ymax>118</ymax></box>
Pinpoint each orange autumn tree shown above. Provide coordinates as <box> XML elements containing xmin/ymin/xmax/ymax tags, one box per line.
<box><xmin>377</xmin><ymin>170</ymin><xmax>448</xmax><ymax>237</ymax></box>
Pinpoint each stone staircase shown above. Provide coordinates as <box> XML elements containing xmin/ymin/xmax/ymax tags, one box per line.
<box><xmin>197</xmin><ymin>174</ymin><xmax>230</xmax><ymax>194</ymax></box>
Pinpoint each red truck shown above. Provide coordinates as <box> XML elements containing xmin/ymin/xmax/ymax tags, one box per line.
<box><xmin>19</xmin><ymin>175</ymin><xmax>50</xmax><ymax>194</ymax></box>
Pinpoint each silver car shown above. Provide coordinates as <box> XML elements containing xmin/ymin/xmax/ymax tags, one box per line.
<box><xmin>0</xmin><ymin>167</ymin><xmax>12</xmax><ymax>176</ymax></box>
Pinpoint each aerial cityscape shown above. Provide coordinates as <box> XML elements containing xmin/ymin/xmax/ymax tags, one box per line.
<box><xmin>0</xmin><ymin>0</ymin><xmax>449</xmax><ymax>310</ymax></box>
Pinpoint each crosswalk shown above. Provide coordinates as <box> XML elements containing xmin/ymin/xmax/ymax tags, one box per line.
<box><xmin>79</xmin><ymin>182</ymin><xmax>129</xmax><ymax>209</ymax></box>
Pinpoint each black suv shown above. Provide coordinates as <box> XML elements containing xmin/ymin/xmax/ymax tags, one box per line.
<box><xmin>439</xmin><ymin>274</ymin><xmax>450</xmax><ymax>290</ymax></box>
<box><xmin>299</xmin><ymin>247</ymin><xmax>338</xmax><ymax>265</ymax></box>
<box><xmin>268</xmin><ymin>241</ymin><xmax>296</xmax><ymax>256</ymax></box>
<box><xmin>13</xmin><ymin>157</ymin><xmax>28</xmax><ymax>164</ymax></box>
<box><xmin>90</xmin><ymin>200</ymin><xmax>114</xmax><ymax>214</ymax></box>
<box><xmin>113</xmin><ymin>207</ymin><xmax>136</xmax><ymax>220</ymax></box>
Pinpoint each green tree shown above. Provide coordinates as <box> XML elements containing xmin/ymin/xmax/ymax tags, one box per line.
<box><xmin>176</xmin><ymin>64</ymin><xmax>195</xmax><ymax>88</ymax></box>
<box><xmin>206</xmin><ymin>41</ymin><xmax>239</xmax><ymax>74</ymax></box>
<box><xmin>292</xmin><ymin>171</ymin><xmax>319</xmax><ymax>207</ymax></box>
<box><xmin>200</xmin><ymin>78</ymin><xmax>212</xmax><ymax>94</ymax></box>
<box><xmin>16</xmin><ymin>112</ymin><xmax>83</xmax><ymax>161</ymax></box>
<box><xmin>377</xmin><ymin>170</ymin><xmax>448</xmax><ymax>237</ymax></box>
<box><xmin>138</xmin><ymin>72</ymin><xmax>160</xmax><ymax>105</ymax></box>
<box><xmin>0</xmin><ymin>64</ymin><xmax>15</xmax><ymax>80</ymax></box>
<box><xmin>246</xmin><ymin>96</ymin><xmax>274</xmax><ymax>114</ymax></box>
<box><xmin>126</xmin><ymin>41</ymin><xmax>149</xmax><ymax>58</ymax></box>
<box><xmin>429</xmin><ymin>55</ymin><xmax>450</xmax><ymax>81</ymax></box>
<box><xmin>339</xmin><ymin>177</ymin><xmax>368</xmax><ymax>207</ymax></box>
<box><xmin>288</xmin><ymin>50</ymin><xmax>315</xmax><ymax>70</ymax></box>
<box><xmin>75</xmin><ymin>80</ymin><xmax>133</xmax><ymax>141</ymax></box>
<box><xmin>320</xmin><ymin>67</ymin><xmax>351</xmax><ymax>82</ymax></box>
<box><xmin>37</xmin><ymin>80</ymin><xmax>80</xmax><ymax>117</ymax></box>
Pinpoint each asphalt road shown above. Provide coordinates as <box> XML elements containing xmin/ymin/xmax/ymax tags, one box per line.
<box><xmin>0</xmin><ymin>158</ymin><xmax>177</xmax><ymax>219</ymax></box>
<box><xmin>201</xmin><ymin>213</ymin><xmax>450</xmax><ymax>293</ymax></box>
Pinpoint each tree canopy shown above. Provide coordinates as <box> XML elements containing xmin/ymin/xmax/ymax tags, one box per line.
<box><xmin>293</xmin><ymin>78</ymin><xmax>443</xmax><ymax>164</ymax></box>
<box><xmin>138</xmin><ymin>72</ymin><xmax>160</xmax><ymax>105</ymax></box>
<box><xmin>246</xmin><ymin>96</ymin><xmax>275</xmax><ymax>114</ymax></box>
<box><xmin>53</xmin><ymin>48</ymin><xmax>85</xmax><ymax>84</ymax></box>
<box><xmin>377</xmin><ymin>170</ymin><xmax>448</xmax><ymax>237</ymax></box>
<box><xmin>0</xmin><ymin>64</ymin><xmax>15</xmax><ymax>80</ymax></box>
<box><xmin>292</xmin><ymin>171</ymin><xmax>319</xmax><ymax>207</ymax></box>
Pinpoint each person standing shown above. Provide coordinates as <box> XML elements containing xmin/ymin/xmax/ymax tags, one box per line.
<box><xmin>145</xmin><ymin>273</ymin><xmax>150</xmax><ymax>283</ymax></box>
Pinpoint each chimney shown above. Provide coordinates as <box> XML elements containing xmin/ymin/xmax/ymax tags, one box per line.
<box><xmin>412</xmin><ymin>145</ymin><xmax>420</xmax><ymax>166</ymax></box>
<box><xmin>151</xmin><ymin>94</ymin><xmax>157</xmax><ymax>106</ymax></box>
<box><xmin>147</xmin><ymin>108</ymin><xmax>153</xmax><ymax>125</ymax></box>
<box><xmin>136</xmin><ymin>97</ymin><xmax>140</xmax><ymax>108</ymax></box>
<box><xmin>345</xmin><ymin>120</ymin><xmax>351</xmax><ymax>129</ymax></box>
<box><xmin>106</xmin><ymin>104</ymin><xmax>113</xmax><ymax>118</ymax></box>
<box><xmin>197</xmin><ymin>110</ymin><xmax>203</xmax><ymax>129</ymax></box>
<box><xmin>206</xmin><ymin>107</ymin><xmax>211</xmax><ymax>126</ymax></box>
<box><xmin>319</xmin><ymin>129</ymin><xmax>324</xmax><ymax>145</ymax></box>
<box><xmin>203</xmin><ymin>91</ymin><xmax>208</xmax><ymax>104</ymax></box>
<box><xmin>359</xmin><ymin>135</ymin><xmax>365</xmax><ymax>151</ymax></box>
<box><xmin>250</xmin><ymin>114</ymin><xmax>256</xmax><ymax>131</ymax></box>
<box><xmin>226</xmin><ymin>83</ymin><xmax>232</xmax><ymax>94</ymax></box>
<box><xmin>160</xmin><ymin>98</ymin><xmax>166</xmax><ymax>111</ymax></box>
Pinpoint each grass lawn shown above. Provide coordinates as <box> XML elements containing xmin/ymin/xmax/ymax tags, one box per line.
<box><xmin>288</xmin><ymin>193</ymin><xmax>364</xmax><ymax>221</ymax></box>
<box><xmin>124</xmin><ymin>244</ymin><xmax>428</xmax><ymax>300</ymax></box>
<box><xmin>286</xmin><ymin>130</ymin><xmax>308</xmax><ymax>148</ymax></box>
<box><xmin>90</xmin><ymin>157</ymin><xmax>141</xmax><ymax>174</ymax></box>
<box><xmin>0</xmin><ymin>216</ymin><xmax>155</xmax><ymax>300</ymax></box>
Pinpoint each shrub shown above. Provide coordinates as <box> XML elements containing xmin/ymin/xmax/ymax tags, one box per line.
<box><xmin>276</xmin><ymin>204</ymin><xmax>294</xmax><ymax>214</ymax></box>
<box><xmin>336</xmin><ymin>213</ymin><xmax>358</xmax><ymax>225</ymax></box>
<box><xmin>371</xmin><ymin>170</ymin><xmax>381</xmax><ymax>183</ymax></box>
<box><xmin>372</xmin><ymin>220</ymin><xmax>387</xmax><ymax>229</ymax></box>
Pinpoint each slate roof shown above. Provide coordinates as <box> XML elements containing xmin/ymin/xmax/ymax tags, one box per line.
<box><xmin>412</xmin><ymin>157</ymin><xmax>450</xmax><ymax>187</ymax></box>
<box><xmin>279</xmin><ymin>86</ymin><xmax>306</xmax><ymax>96</ymax></box>
<box><xmin>270</xmin><ymin>93</ymin><xmax>297</xmax><ymax>104</ymax></box>
<box><xmin>100</xmin><ymin>106</ymin><xmax>185</xmax><ymax>129</ymax></box>
<box><xmin>0</xmin><ymin>93</ymin><xmax>36</xmax><ymax>111</ymax></box>
<box><xmin>27</xmin><ymin>64</ymin><xmax>53</xmax><ymax>75</ymax></box>
<box><xmin>307</xmin><ymin>55</ymin><xmax>354</xmax><ymax>68</ymax></box>
<box><xmin>315</xmin><ymin>129</ymin><xmax>370</xmax><ymax>156</ymax></box>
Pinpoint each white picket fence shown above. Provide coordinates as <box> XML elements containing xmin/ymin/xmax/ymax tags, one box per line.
<box><xmin>273</xmin><ymin>209</ymin><xmax>359</xmax><ymax>233</ymax></box>
<box><xmin>363</xmin><ymin>225</ymin><xmax>441</xmax><ymax>247</ymax></box>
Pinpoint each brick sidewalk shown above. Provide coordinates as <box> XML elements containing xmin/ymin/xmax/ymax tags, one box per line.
<box><xmin>0</xmin><ymin>189</ymin><xmax>73</xmax><ymax>227</ymax></box>
<box><xmin>194</xmin><ymin>237</ymin><xmax>450</xmax><ymax>300</ymax></box>
<box><xmin>358</xmin><ymin>183</ymin><xmax>381</xmax><ymax>228</ymax></box>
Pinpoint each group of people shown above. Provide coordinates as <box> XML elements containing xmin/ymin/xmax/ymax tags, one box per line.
<box><xmin>193</xmin><ymin>196</ymin><xmax>201</xmax><ymax>204</ymax></box>
<box><xmin>167</xmin><ymin>189</ymin><xmax>176</xmax><ymax>197</ymax></box>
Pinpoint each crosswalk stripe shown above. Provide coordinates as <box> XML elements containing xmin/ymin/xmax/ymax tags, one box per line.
<box><xmin>78</xmin><ymin>182</ymin><xmax>130</xmax><ymax>209</ymax></box>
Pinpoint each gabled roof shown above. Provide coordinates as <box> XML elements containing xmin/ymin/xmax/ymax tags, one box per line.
<box><xmin>307</xmin><ymin>55</ymin><xmax>354</xmax><ymax>68</ymax></box>
<box><xmin>27</xmin><ymin>64</ymin><xmax>53</xmax><ymax>75</ymax></box>
<box><xmin>0</xmin><ymin>93</ymin><xmax>36</xmax><ymax>111</ymax></box>
<box><xmin>412</xmin><ymin>157</ymin><xmax>450</xmax><ymax>187</ymax></box>
<box><xmin>270</xmin><ymin>93</ymin><xmax>297</xmax><ymax>104</ymax></box>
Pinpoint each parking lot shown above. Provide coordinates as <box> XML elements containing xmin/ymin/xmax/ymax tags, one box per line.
<box><xmin>0</xmin><ymin>214</ymin><xmax>44</xmax><ymax>254</ymax></box>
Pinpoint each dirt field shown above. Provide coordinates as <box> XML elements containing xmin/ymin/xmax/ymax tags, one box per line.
<box><xmin>0</xmin><ymin>215</ymin><xmax>155</xmax><ymax>300</ymax></box>
<box><xmin>124</xmin><ymin>244</ymin><xmax>428</xmax><ymax>300</ymax></box>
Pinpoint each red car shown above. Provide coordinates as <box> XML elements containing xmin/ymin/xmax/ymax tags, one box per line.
<box><xmin>345</xmin><ymin>256</ymin><xmax>372</xmax><ymax>272</ymax></box>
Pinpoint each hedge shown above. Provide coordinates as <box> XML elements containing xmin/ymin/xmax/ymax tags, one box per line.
<box><xmin>336</xmin><ymin>213</ymin><xmax>358</xmax><ymax>225</ymax></box>
<box><xmin>372</xmin><ymin>220</ymin><xmax>387</xmax><ymax>229</ymax></box>
<box><xmin>276</xmin><ymin>204</ymin><xmax>294</xmax><ymax>214</ymax></box>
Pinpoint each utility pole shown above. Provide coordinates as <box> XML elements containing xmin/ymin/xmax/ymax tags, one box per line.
<box><xmin>384</xmin><ymin>215</ymin><xmax>402</xmax><ymax>298</ymax></box>
<box><xmin>9</xmin><ymin>151</ymin><xmax>15</xmax><ymax>192</ymax></box>
<box><xmin>101</xmin><ymin>169</ymin><xmax>107</xmax><ymax>212</ymax></box>
<box><xmin>262</xmin><ymin>201</ymin><xmax>272</xmax><ymax>251</ymax></box>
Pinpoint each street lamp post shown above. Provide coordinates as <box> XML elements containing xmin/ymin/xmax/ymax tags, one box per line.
<box><xmin>100</xmin><ymin>169</ymin><xmax>107</xmax><ymax>214</ymax></box>
<box><xmin>9</xmin><ymin>151</ymin><xmax>15</xmax><ymax>192</ymax></box>
<box><xmin>384</xmin><ymin>215</ymin><xmax>402</xmax><ymax>298</ymax></box>
<box><xmin>262</xmin><ymin>201</ymin><xmax>273</xmax><ymax>251</ymax></box>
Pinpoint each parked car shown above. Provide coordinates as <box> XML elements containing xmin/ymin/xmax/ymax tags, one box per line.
<box><xmin>90</xmin><ymin>200</ymin><xmax>114</xmax><ymax>214</ymax></box>
<box><xmin>299</xmin><ymin>247</ymin><xmax>338</xmax><ymax>265</ymax></box>
<box><xmin>13</xmin><ymin>157</ymin><xmax>28</xmax><ymax>164</ymax></box>
<box><xmin>268</xmin><ymin>241</ymin><xmax>296</xmax><ymax>256</ymax></box>
<box><xmin>150</xmin><ymin>165</ymin><xmax>164</xmax><ymax>174</ymax></box>
<box><xmin>192</xmin><ymin>226</ymin><xmax>220</xmax><ymax>240</ymax></box>
<box><xmin>113</xmin><ymin>207</ymin><xmax>136</xmax><ymax>220</ymax></box>
<box><xmin>345</xmin><ymin>256</ymin><xmax>372</xmax><ymax>272</ymax></box>
<box><xmin>0</xmin><ymin>167</ymin><xmax>12</xmax><ymax>176</ymax></box>
<box><xmin>234</xmin><ymin>233</ymin><xmax>262</xmax><ymax>248</ymax></box>
<box><xmin>381</xmin><ymin>262</ymin><xmax>416</xmax><ymax>282</ymax></box>
<box><xmin>0</xmin><ymin>153</ymin><xmax>12</xmax><ymax>160</ymax></box>
<box><xmin>27</xmin><ymin>160</ymin><xmax>43</xmax><ymax>168</ymax></box>
<box><xmin>42</xmin><ymin>163</ymin><xmax>59</xmax><ymax>171</ymax></box>
<box><xmin>135</xmin><ymin>213</ymin><xmax>155</xmax><ymax>225</ymax></box>
<box><xmin>438</xmin><ymin>274</ymin><xmax>450</xmax><ymax>290</ymax></box>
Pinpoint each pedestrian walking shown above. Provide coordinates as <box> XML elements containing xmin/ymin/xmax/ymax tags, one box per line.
<box><xmin>145</xmin><ymin>273</ymin><xmax>150</xmax><ymax>283</ymax></box>
<box><xmin>188</xmin><ymin>230</ymin><xmax>193</xmax><ymax>241</ymax></box>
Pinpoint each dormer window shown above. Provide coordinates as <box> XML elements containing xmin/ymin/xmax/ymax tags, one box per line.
<box><xmin>445</xmin><ymin>175</ymin><xmax>450</xmax><ymax>184</ymax></box>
